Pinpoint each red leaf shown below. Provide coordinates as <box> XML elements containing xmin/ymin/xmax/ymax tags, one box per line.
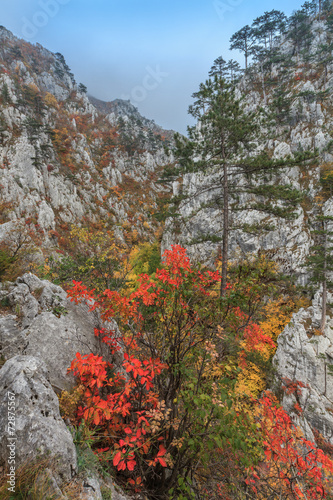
<box><xmin>127</xmin><ymin>459</ymin><xmax>136</xmax><ymax>471</ymax></box>
<box><xmin>113</xmin><ymin>451</ymin><xmax>121</xmax><ymax>467</ymax></box>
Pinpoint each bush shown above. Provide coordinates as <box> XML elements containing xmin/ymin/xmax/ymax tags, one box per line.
<box><xmin>0</xmin><ymin>248</ymin><xmax>15</xmax><ymax>281</ymax></box>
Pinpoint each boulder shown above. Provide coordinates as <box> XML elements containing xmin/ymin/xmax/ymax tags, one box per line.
<box><xmin>0</xmin><ymin>273</ymin><xmax>119</xmax><ymax>391</ymax></box>
<box><xmin>0</xmin><ymin>355</ymin><xmax>77</xmax><ymax>482</ymax></box>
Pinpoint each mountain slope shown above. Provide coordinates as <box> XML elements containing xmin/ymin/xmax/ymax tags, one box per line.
<box><xmin>0</xmin><ymin>26</ymin><xmax>173</xmax><ymax>260</ymax></box>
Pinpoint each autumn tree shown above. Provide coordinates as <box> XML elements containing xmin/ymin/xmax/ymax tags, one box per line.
<box><xmin>67</xmin><ymin>245</ymin><xmax>269</xmax><ymax>498</ymax></box>
<box><xmin>43</xmin><ymin>224</ymin><xmax>129</xmax><ymax>292</ymax></box>
<box><xmin>246</xmin><ymin>391</ymin><xmax>333</xmax><ymax>499</ymax></box>
<box><xmin>66</xmin><ymin>245</ymin><xmax>333</xmax><ymax>499</ymax></box>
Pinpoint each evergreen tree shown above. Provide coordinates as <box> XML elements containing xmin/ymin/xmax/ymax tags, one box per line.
<box><xmin>1</xmin><ymin>83</ymin><xmax>11</xmax><ymax>105</ymax></box>
<box><xmin>301</xmin><ymin>0</ymin><xmax>318</xmax><ymax>16</ymax></box>
<box><xmin>322</xmin><ymin>0</ymin><xmax>332</xmax><ymax>14</ymax></box>
<box><xmin>169</xmin><ymin>68</ymin><xmax>304</xmax><ymax>296</ymax></box>
<box><xmin>252</xmin><ymin>10</ymin><xmax>287</xmax><ymax>51</ymax></box>
<box><xmin>209</xmin><ymin>57</ymin><xmax>242</xmax><ymax>82</ymax></box>
<box><xmin>306</xmin><ymin>215</ymin><xmax>333</xmax><ymax>332</ymax></box>
<box><xmin>287</xmin><ymin>10</ymin><xmax>314</xmax><ymax>58</ymax></box>
<box><xmin>229</xmin><ymin>25</ymin><xmax>255</xmax><ymax>69</ymax></box>
<box><xmin>227</xmin><ymin>59</ymin><xmax>242</xmax><ymax>82</ymax></box>
<box><xmin>78</xmin><ymin>83</ymin><xmax>87</xmax><ymax>94</ymax></box>
<box><xmin>209</xmin><ymin>56</ymin><xmax>228</xmax><ymax>78</ymax></box>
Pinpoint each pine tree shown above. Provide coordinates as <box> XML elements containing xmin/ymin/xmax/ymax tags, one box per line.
<box><xmin>227</xmin><ymin>59</ymin><xmax>242</xmax><ymax>82</ymax></box>
<box><xmin>301</xmin><ymin>1</ymin><xmax>318</xmax><ymax>17</ymax></box>
<box><xmin>229</xmin><ymin>25</ymin><xmax>255</xmax><ymax>69</ymax></box>
<box><xmin>209</xmin><ymin>56</ymin><xmax>228</xmax><ymax>78</ymax></box>
<box><xmin>287</xmin><ymin>10</ymin><xmax>314</xmax><ymax>58</ymax></box>
<box><xmin>169</xmin><ymin>68</ymin><xmax>305</xmax><ymax>296</ymax></box>
<box><xmin>306</xmin><ymin>215</ymin><xmax>333</xmax><ymax>332</ymax></box>
<box><xmin>78</xmin><ymin>83</ymin><xmax>87</xmax><ymax>94</ymax></box>
<box><xmin>252</xmin><ymin>10</ymin><xmax>287</xmax><ymax>51</ymax></box>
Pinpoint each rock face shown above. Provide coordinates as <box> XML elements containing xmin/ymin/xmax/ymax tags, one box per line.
<box><xmin>163</xmin><ymin>169</ymin><xmax>312</xmax><ymax>281</ymax></box>
<box><xmin>273</xmin><ymin>291</ymin><xmax>333</xmax><ymax>443</ymax></box>
<box><xmin>0</xmin><ymin>355</ymin><xmax>77</xmax><ymax>481</ymax></box>
<box><xmin>0</xmin><ymin>273</ymin><xmax>116</xmax><ymax>391</ymax></box>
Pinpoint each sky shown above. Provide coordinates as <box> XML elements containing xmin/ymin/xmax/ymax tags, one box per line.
<box><xmin>2</xmin><ymin>0</ymin><xmax>304</xmax><ymax>134</ymax></box>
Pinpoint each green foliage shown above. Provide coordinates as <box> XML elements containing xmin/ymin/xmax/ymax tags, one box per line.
<box><xmin>100</xmin><ymin>485</ymin><xmax>113</xmax><ymax>500</ymax></box>
<box><xmin>71</xmin><ymin>422</ymin><xmax>103</xmax><ymax>475</ymax></box>
<box><xmin>305</xmin><ymin>215</ymin><xmax>333</xmax><ymax>289</ymax></box>
<box><xmin>0</xmin><ymin>248</ymin><xmax>15</xmax><ymax>281</ymax></box>
<box><xmin>130</xmin><ymin>241</ymin><xmax>161</xmax><ymax>276</ymax></box>
<box><xmin>52</xmin><ymin>303</ymin><xmax>68</xmax><ymax>318</ymax></box>
<box><xmin>0</xmin><ymin>296</ymin><xmax>10</xmax><ymax>308</ymax></box>
<box><xmin>78</xmin><ymin>83</ymin><xmax>87</xmax><ymax>94</ymax></box>
<box><xmin>1</xmin><ymin>83</ymin><xmax>11</xmax><ymax>105</ymax></box>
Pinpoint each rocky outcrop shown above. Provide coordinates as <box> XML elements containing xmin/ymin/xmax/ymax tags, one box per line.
<box><xmin>273</xmin><ymin>291</ymin><xmax>333</xmax><ymax>443</ymax></box>
<box><xmin>0</xmin><ymin>355</ymin><xmax>77</xmax><ymax>481</ymax></box>
<box><xmin>0</xmin><ymin>273</ymin><xmax>117</xmax><ymax>391</ymax></box>
<box><xmin>0</xmin><ymin>272</ymin><xmax>132</xmax><ymax>499</ymax></box>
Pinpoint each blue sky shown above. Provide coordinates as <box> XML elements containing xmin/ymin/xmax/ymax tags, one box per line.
<box><xmin>2</xmin><ymin>0</ymin><xmax>304</xmax><ymax>133</ymax></box>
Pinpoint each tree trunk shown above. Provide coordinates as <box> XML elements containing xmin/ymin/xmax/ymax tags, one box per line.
<box><xmin>221</xmin><ymin>156</ymin><xmax>229</xmax><ymax>297</ymax></box>
<box><xmin>320</xmin><ymin>228</ymin><xmax>327</xmax><ymax>333</ymax></box>
<box><xmin>260</xmin><ymin>62</ymin><xmax>267</xmax><ymax>105</ymax></box>
<box><xmin>321</xmin><ymin>279</ymin><xmax>327</xmax><ymax>333</ymax></box>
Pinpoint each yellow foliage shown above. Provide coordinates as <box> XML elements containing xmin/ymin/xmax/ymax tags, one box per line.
<box><xmin>259</xmin><ymin>298</ymin><xmax>296</xmax><ymax>342</ymax></box>
<box><xmin>59</xmin><ymin>385</ymin><xmax>84</xmax><ymax>423</ymax></box>
<box><xmin>235</xmin><ymin>296</ymin><xmax>305</xmax><ymax>398</ymax></box>
<box><xmin>44</xmin><ymin>92</ymin><xmax>58</xmax><ymax>108</ymax></box>
<box><xmin>27</xmin><ymin>82</ymin><xmax>40</xmax><ymax>94</ymax></box>
<box><xmin>235</xmin><ymin>363</ymin><xmax>266</xmax><ymax>398</ymax></box>
<box><xmin>125</xmin><ymin>241</ymin><xmax>161</xmax><ymax>293</ymax></box>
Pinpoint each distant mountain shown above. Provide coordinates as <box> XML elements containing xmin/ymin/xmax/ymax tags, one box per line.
<box><xmin>88</xmin><ymin>95</ymin><xmax>175</xmax><ymax>140</ymax></box>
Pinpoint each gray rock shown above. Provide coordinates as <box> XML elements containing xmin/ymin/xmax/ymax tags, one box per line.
<box><xmin>273</xmin><ymin>141</ymin><xmax>291</xmax><ymax>159</ymax></box>
<box><xmin>0</xmin><ymin>355</ymin><xmax>77</xmax><ymax>482</ymax></box>
<box><xmin>273</xmin><ymin>291</ymin><xmax>333</xmax><ymax>443</ymax></box>
<box><xmin>82</xmin><ymin>475</ymin><xmax>102</xmax><ymax>500</ymax></box>
<box><xmin>103</xmin><ymin>476</ymin><xmax>133</xmax><ymax>500</ymax></box>
<box><xmin>0</xmin><ymin>273</ymin><xmax>117</xmax><ymax>391</ymax></box>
